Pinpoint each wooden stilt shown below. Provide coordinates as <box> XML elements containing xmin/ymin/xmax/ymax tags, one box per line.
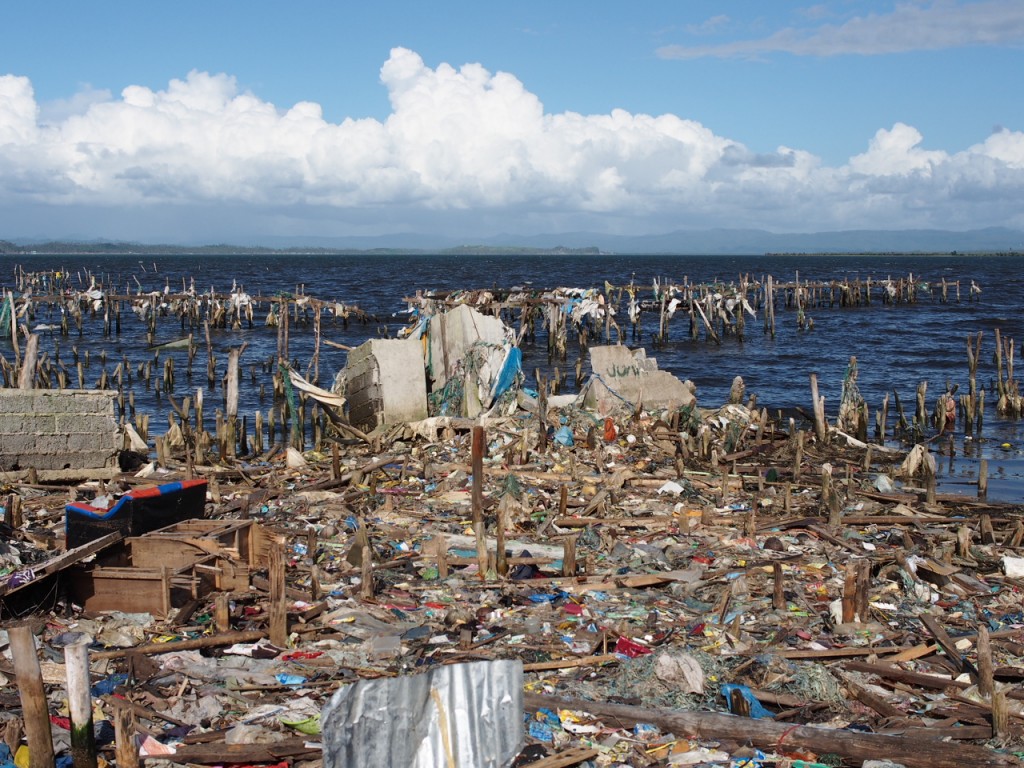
<box><xmin>472</xmin><ymin>425</ymin><xmax>488</xmax><ymax>579</ymax></box>
<box><xmin>978</xmin><ymin>624</ymin><xmax>994</xmax><ymax>700</ymax></box>
<box><xmin>563</xmin><ymin>535</ymin><xmax>578</xmax><ymax>578</ymax></box>
<box><xmin>9</xmin><ymin>625</ymin><xmax>55</xmax><ymax>768</ymax></box>
<box><xmin>215</xmin><ymin>593</ymin><xmax>231</xmax><ymax>633</ymax></box>
<box><xmin>773</xmin><ymin>562</ymin><xmax>786</xmax><ymax>611</ymax></box>
<box><xmin>436</xmin><ymin>534</ymin><xmax>449</xmax><ymax>580</ymax></box>
<box><xmin>268</xmin><ymin>539</ymin><xmax>288</xmax><ymax>647</ymax></box>
<box><xmin>65</xmin><ymin>637</ymin><xmax>98</xmax><ymax>768</ymax></box>
<box><xmin>496</xmin><ymin>496</ymin><xmax>508</xmax><ymax>577</ymax></box>
<box><xmin>113</xmin><ymin>703</ymin><xmax>140</xmax><ymax>768</ymax></box>
<box><xmin>360</xmin><ymin>545</ymin><xmax>374</xmax><ymax>600</ymax></box>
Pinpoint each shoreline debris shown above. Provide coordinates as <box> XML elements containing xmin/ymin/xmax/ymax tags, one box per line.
<box><xmin>1</xmin><ymin>270</ymin><xmax>1023</xmax><ymax>768</ymax></box>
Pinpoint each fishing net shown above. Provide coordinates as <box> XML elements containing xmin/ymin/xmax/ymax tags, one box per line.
<box><xmin>427</xmin><ymin>376</ymin><xmax>464</xmax><ymax>417</ymax></box>
<box><xmin>0</xmin><ymin>293</ymin><xmax>12</xmax><ymax>337</ymax></box>
<box><xmin>280</xmin><ymin>364</ymin><xmax>302</xmax><ymax>446</ymax></box>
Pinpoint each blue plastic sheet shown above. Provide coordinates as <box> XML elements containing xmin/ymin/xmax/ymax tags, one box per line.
<box><xmin>720</xmin><ymin>684</ymin><xmax>774</xmax><ymax>719</ymax></box>
<box><xmin>491</xmin><ymin>347</ymin><xmax>522</xmax><ymax>400</ymax></box>
<box><xmin>553</xmin><ymin>426</ymin><xmax>574</xmax><ymax>447</ymax></box>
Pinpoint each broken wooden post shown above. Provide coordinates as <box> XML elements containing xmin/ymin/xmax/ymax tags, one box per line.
<box><xmin>9</xmin><ymin>624</ymin><xmax>55</xmax><ymax>768</ymax></box>
<box><xmin>472</xmin><ymin>425</ymin><xmax>488</xmax><ymax>579</ymax></box>
<box><xmin>215</xmin><ymin>593</ymin><xmax>231</xmax><ymax>633</ymax></box>
<box><xmin>17</xmin><ymin>333</ymin><xmax>39</xmax><ymax>389</ymax></box>
<box><xmin>924</xmin><ymin>456</ymin><xmax>937</xmax><ymax>505</ymax></box>
<box><xmin>842</xmin><ymin>559</ymin><xmax>870</xmax><ymax>624</ymax></box>
<box><xmin>992</xmin><ymin>689</ymin><xmax>1010</xmax><ymax>741</ymax></box>
<box><xmin>496</xmin><ymin>495</ymin><xmax>509</xmax><ymax>577</ymax></box>
<box><xmin>113</xmin><ymin>703</ymin><xmax>140</xmax><ymax>768</ymax></box>
<box><xmin>809</xmin><ymin>373</ymin><xmax>827</xmax><ymax>444</ymax></box>
<box><xmin>268</xmin><ymin>539</ymin><xmax>288</xmax><ymax>647</ymax></box>
<box><xmin>980</xmin><ymin>513</ymin><xmax>995</xmax><ymax>545</ymax></box>
<box><xmin>978</xmin><ymin>624</ymin><xmax>994</xmax><ymax>700</ymax></box>
<box><xmin>978</xmin><ymin>458</ymin><xmax>989</xmax><ymax>498</ymax></box>
<box><xmin>436</xmin><ymin>533</ymin><xmax>449</xmax><ymax>580</ymax></box>
<box><xmin>360</xmin><ymin>545</ymin><xmax>374</xmax><ymax>600</ymax></box>
<box><xmin>66</xmin><ymin>637</ymin><xmax>98</xmax><ymax>768</ymax></box>
<box><xmin>842</xmin><ymin>561</ymin><xmax>858</xmax><ymax>623</ymax></box>
<box><xmin>563</xmin><ymin>535</ymin><xmax>578</xmax><ymax>578</ymax></box>
<box><xmin>772</xmin><ymin>562</ymin><xmax>786</xmax><ymax>611</ymax></box>
<box><xmin>4</xmin><ymin>493</ymin><xmax>22</xmax><ymax>529</ymax></box>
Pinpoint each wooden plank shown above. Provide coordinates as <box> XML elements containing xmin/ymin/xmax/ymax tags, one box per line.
<box><xmin>521</xmin><ymin>747</ymin><xmax>600</xmax><ymax>768</ymax></box>
<box><xmin>163</xmin><ymin>739</ymin><xmax>320</xmax><ymax>764</ymax></box>
<box><xmin>0</xmin><ymin>532</ymin><xmax>123</xmax><ymax>598</ymax></box>
<box><xmin>92</xmin><ymin>630</ymin><xmax>265</xmax><ymax>660</ymax></box>
<box><xmin>766</xmin><ymin>646</ymin><xmax>904</xmax><ymax>660</ymax></box>
<box><xmin>522</xmin><ymin>654</ymin><xmax>620</xmax><ymax>672</ymax></box>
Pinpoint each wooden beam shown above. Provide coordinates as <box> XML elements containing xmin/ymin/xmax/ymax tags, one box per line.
<box><xmin>92</xmin><ymin>630</ymin><xmax>265</xmax><ymax>661</ymax></box>
<box><xmin>0</xmin><ymin>532</ymin><xmax>123</xmax><ymax>598</ymax></box>
<box><xmin>522</xmin><ymin>693</ymin><xmax>1021</xmax><ymax>768</ymax></box>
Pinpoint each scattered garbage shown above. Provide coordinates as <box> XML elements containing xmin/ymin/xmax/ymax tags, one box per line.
<box><xmin>1</xmin><ymin>276</ymin><xmax>1023</xmax><ymax>768</ymax></box>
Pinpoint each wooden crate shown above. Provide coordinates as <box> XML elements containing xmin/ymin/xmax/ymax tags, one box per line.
<box><xmin>127</xmin><ymin>519</ymin><xmax>262</xmax><ymax>570</ymax></box>
<box><xmin>69</xmin><ymin>519</ymin><xmax>262</xmax><ymax>617</ymax></box>
<box><xmin>70</xmin><ymin>553</ymin><xmax>249</xmax><ymax>618</ymax></box>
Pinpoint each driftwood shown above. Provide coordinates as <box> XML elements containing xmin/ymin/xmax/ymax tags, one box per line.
<box><xmin>522</xmin><ymin>693</ymin><xmax>1023</xmax><ymax>768</ymax></box>
<box><xmin>91</xmin><ymin>630</ymin><xmax>266</xmax><ymax>661</ymax></box>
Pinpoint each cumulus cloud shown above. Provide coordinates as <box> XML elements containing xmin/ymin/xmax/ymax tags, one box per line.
<box><xmin>657</xmin><ymin>0</ymin><xmax>1024</xmax><ymax>60</ymax></box>
<box><xmin>0</xmin><ymin>47</ymin><xmax>1023</xmax><ymax>237</ymax></box>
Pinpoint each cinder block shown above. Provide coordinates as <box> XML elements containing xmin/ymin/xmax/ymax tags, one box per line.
<box><xmin>0</xmin><ymin>414</ymin><xmax>29</xmax><ymax>433</ymax></box>
<box><xmin>0</xmin><ymin>392</ymin><xmax>36</xmax><ymax>413</ymax></box>
<box><xmin>68</xmin><ymin>433</ymin><xmax>117</xmax><ymax>453</ymax></box>
<box><xmin>1</xmin><ymin>390</ymin><xmax>118</xmax><ymax>471</ymax></box>
<box><xmin>55</xmin><ymin>413</ymin><xmax>117</xmax><ymax>434</ymax></box>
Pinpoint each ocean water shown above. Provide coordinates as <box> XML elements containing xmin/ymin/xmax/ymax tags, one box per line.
<box><xmin>6</xmin><ymin>252</ymin><xmax>1024</xmax><ymax>500</ymax></box>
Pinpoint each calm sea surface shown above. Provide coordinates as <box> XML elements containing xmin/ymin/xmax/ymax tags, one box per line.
<box><xmin>5</xmin><ymin>252</ymin><xmax>1024</xmax><ymax>500</ymax></box>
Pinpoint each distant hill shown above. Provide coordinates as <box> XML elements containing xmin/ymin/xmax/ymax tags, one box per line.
<box><xmin>3</xmin><ymin>227</ymin><xmax>1023</xmax><ymax>255</ymax></box>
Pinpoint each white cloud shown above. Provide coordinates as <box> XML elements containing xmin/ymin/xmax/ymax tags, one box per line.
<box><xmin>38</xmin><ymin>84</ymin><xmax>112</xmax><ymax>125</ymax></box>
<box><xmin>657</xmin><ymin>0</ymin><xmax>1024</xmax><ymax>60</ymax></box>
<box><xmin>0</xmin><ymin>47</ymin><xmax>1023</xmax><ymax>237</ymax></box>
<box><xmin>848</xmin><ymin>123</ymin><xmax>947</xmax><ymax>176</ymax></box>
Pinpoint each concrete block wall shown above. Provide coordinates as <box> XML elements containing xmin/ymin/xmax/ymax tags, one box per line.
<box><xmin>345</xmin><ymin>339</ymin><xmax>428</xmax><ymax>432</ymax></box>
<box><xmin>0</xmin><ymin>389</ymin><xmax>118</xmax><ymax>470</ymax></box>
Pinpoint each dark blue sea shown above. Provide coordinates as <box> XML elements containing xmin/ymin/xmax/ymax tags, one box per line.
<box><xmin>5</xmin><ymin>252</ymin><xmax>1024</xmax><ymax>500</ymax></box>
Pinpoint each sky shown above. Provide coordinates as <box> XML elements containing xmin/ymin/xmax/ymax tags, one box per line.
<box><xmin>1</xmin><ymin>0</ymin><xmax>1023</xmax><ymax>245</ymax></box>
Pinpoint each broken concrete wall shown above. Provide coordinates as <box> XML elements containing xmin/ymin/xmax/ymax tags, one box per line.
<box><xmin>345</xmin><ymin>338</ymin><xmax>428</xmax><ymax>432</ymax></box>
<box><xmin>426</xmin><ymin>304</ymin><xmax>513</xmax><ymax>418</ymax></box>
<box><xmin>0</xmin><ymin>389</ymin><xmax>118</xmax><ymax>470</ymax></box>
<box><xmin>584</xmin><ymin>345</ymin><xmax>696</xmax><ymax>415</ymax></box>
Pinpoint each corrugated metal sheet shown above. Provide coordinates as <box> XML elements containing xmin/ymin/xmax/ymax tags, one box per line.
<box><xmin>321</xmin><ymin>659</ymin><xmax>523</xmax><ymax>768</ymax></box>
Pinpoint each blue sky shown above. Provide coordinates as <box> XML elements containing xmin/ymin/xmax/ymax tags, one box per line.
<box><xmin>2</xmin><ymin>1</ymin><xmax>1023</xmax><ymax>243</ymax></box>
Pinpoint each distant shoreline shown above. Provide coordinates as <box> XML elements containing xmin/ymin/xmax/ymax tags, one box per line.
<box><xmin>2</xmin><ymin>240</ymin><xmax>1021</xmax><ymax>258</ymax></box>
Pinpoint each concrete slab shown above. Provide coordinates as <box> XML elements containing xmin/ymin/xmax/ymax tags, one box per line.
<box><xmin>345</xmin><ymin>338</ymin><xmax>428</xmax><ymax>432</ymax></box>
<box><xmin>584</xmin><ymin>345</ymin><xmax>696</xmax><ymax>415</ymax></box>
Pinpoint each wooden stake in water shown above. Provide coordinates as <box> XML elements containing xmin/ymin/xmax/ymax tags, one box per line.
<box><xmin>809</xmin><ymin>373</ymin><xmax>827</xmax><ymax>444</ymax></box>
